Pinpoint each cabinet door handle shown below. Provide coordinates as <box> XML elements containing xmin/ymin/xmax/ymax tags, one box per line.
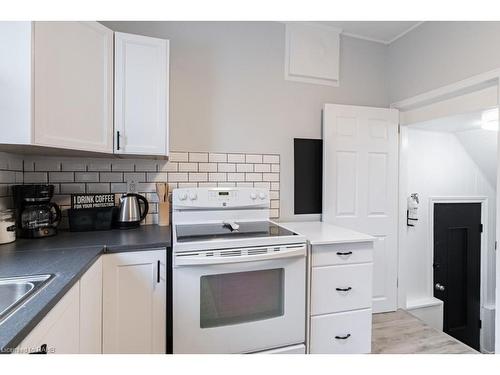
<box><xmin>30</xmin><ymin>344</ymin><xmax>48</xmax><ymax>354</ymax></box>
<box><xmin>336</xmin><ymin>251</ymin><xmax>353</xmax><ymax>256</ymax></box>
<box><xmin>334</xmin><ymin>334</ymin><xmax>351</xmax><ymax>340</ymax></box>
<box><xmin>335</xmin><ymin>287</ymin><xmax>352</xmax><ymax>292</ymax></box>
<box><xmin>116</xmin><ymin>131</ymin><xmax>121</xmax><ymax>150</ymax></box>
<box><xmin>157</xmin><ymin>260</ymin><xmax>160</xmax><ymax>283</ymax></box>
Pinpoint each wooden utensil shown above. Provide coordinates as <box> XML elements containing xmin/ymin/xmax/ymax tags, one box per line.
<box><xmin>156</xmin><ymin>183</ymin><xmax>166</xmax><ymax>203</ymax></box>
<box><xmin>157</xmin><ymin>183</ymin><xmax>170</xmax><ymax>226</ymax></box>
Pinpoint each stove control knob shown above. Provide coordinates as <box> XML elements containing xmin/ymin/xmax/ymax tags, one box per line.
<box><xmin>179</xmin><ymin>192</ymin><xmax>188</xmax><ymax>201</ymax></box>
<box><xmin>259</xmin><ymin>192</ymin><xmax>267</xmax><ymax>200</ymax></box>
<box><xmin>250</xmin><ymin>192</ymin><xmax>257</xmax><ymax>200</ymax></box>
<box><xmin>189</xmin><ymin>192</ymin><xmax>198</xmax><ymax>201</ymax></box>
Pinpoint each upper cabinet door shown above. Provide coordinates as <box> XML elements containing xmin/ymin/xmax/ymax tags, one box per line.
<box><xmin>33</xmin><ymin>22</ymin><xmax>114</xmax><ymax>153</ymax></box>
<box><xmin>114</xmin><ymin>32</ymin><xmax>169</xmax><ymax>156</ymax></box>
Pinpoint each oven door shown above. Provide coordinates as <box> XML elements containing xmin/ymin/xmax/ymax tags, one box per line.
<box><xmin>173</xmin><ymin>244</ymin><xmax>306</xmax><ymax>354</ymax></box>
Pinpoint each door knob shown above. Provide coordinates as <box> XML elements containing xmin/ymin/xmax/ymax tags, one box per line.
<box><xmin>435</xmin><ymin>283</ymin><xmax>445</xmax><ymax>291</ymax></box>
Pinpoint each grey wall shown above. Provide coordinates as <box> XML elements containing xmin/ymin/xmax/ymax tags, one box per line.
<box><xmin>389</xmin><ymin>21</ymin><xmax>500</xmax><ymax>103</ymax></box>
<box><xmin>102</xmin><ymin>21</ymin><xmax>389</xmax><ymax>220</ymax></box>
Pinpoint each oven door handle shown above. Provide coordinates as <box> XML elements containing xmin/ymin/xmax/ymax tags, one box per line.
<box><xmin>175</xmin><ymin>245</ymin><xmax>306</xmax><ymax>266</ymax></box>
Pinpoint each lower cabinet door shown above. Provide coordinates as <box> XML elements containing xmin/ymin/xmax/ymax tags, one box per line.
<box><xmin>79</xmin><ymin>257</ymin><xmax>103</xmax><ymax>353</ymax></box>
<box><xmin>310</xmin><ymin>309</ymin><xmax>372</xmax><ymax>354</ymax></box>
<box><xmin>16</xmin><ymin>282</ymin><xmax>80</xmax><ymax>354</ymax></box>
<box><xmin>102</xmin><ymin>249</ymin><xmax>167</xmax><ymax>354</ymax></box>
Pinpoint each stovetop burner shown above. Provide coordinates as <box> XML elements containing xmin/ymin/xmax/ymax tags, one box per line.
<box><xmin>175</xmin><ymin>221</ymin><xmax>297</xmax><ymax>243</ymax></box>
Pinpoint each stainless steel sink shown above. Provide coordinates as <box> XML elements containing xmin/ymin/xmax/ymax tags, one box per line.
<box><xmin>0</xmin><ymin>274</ymin><xmax>53</xmax><ymax>322</ymax></box>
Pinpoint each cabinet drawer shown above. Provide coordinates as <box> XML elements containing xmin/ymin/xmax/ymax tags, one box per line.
<box><xmin>310</xmin><ymin>309</ymin><xmax>372</xmax><ymax>354</ymax></box>
<box><xmin>311</xmin><ymin>263</ymin><xmax>372</xmax><ymax>315</ymax></box>
<box><xmin>312</xmin><ymin>242</ymin><xmax>373</xmax><ymax>267</ymax></box>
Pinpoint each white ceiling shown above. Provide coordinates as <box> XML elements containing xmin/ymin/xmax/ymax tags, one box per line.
<box><xmin>410</xmin><ymin>110</ymin><xmax>498</xmax><ymax>187</ymax></box>
<box><xmin>409</xmin><ymin>111</ymin><xmax>484</xmax><ymax>133</ymax></box>
<box><xmin>316</xmin><ymin>21</ymin><xmax>423</xmax><ymax>44</ymax></box>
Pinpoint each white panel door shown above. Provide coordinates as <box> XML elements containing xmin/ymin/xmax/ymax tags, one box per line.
<box><xmin>102</xmin><ymin>249</ymin><xmax>166</xmax><ymax>354</ymax></box>
<box><xmin>323</xmin><ymin>103</ymin><xmax>399</xmax><ymax>313</ymax></box>
<box><xmin>114</xmin><ymin>32</ymin><xmax>169</xmax><ymax>156</ymax></box>
<box><xmin>33</xmin><ymin>21</ymin><xmax>114</xmax><ymax>153</ymax></box>
<box><xmin>496</xmin><ymin>106</ymin><xmax>500</xmax><ymax>354</ymax></box>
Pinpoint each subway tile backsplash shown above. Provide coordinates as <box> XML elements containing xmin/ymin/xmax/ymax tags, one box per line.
<box><xmin>0</xmin><ymin>151</ymin><xmax>280</xmax><ymax>224</ymax></box>
<box><xmin>0</xmin><ymin>153</ymin><xmax>23</xmax><ymax>210</ymax></box>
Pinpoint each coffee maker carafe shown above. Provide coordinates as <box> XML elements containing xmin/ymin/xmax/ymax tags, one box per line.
<box><xmin>12</xmin><ymin>185</ymin><xmax>61</xmax><ymax>238</ymax></box>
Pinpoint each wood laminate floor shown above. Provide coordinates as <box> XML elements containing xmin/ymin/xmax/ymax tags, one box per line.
<box><xmin>372</xmin><ymin>310</ymin><xmax>478</xmax><ymax>354</ymax></box>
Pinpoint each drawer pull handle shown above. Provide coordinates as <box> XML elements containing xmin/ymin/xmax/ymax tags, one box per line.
<box><xmin>334</xmin><ymin>334</ymin><xmax>351</xmax><ymax>340</ymax></box>
<box><xmin>336</xmin><ymin>287</ymin><xmax>352</xmax><ymax>292</ymax></box>
<box><xmin>336</xmin><ymin>251</ymin><xmax>353</xmax><ymax>256</ymax></box>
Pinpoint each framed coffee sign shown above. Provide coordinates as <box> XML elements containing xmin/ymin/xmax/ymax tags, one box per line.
<box><xmin>71</xmin><ymin>193</ymin><xmax>116</xmax><ymax>209</ymax></box>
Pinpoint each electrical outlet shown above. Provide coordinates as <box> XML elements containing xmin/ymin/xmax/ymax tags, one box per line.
<box><xmin>126</xmin><ymin>180</ymin><xmax>138</xmax><ymax>194</ymax></box>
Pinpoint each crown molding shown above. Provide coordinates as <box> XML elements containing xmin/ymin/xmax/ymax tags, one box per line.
<box><xmin>387</xmin><ymin>21</ymin><xmax>425</xmax><ymax>44</ymax></box>
<box><xmin>303</xmin><ymin>21</ymin><xmax>426</xmax><ymax>46</ymax></box>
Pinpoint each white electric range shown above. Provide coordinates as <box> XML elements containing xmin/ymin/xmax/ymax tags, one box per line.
<box><xmin>172</xmin><ymin>187</ymin><xmax>307</xmax><ymax>354</ymax></box>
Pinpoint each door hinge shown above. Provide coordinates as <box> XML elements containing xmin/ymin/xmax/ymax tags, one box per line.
<box><xmin>495</xmin><ymin>241</ymin><xmax>497</xmax><ymax>251</ymax></box>
<box><xmin>480</xmin><ymin>224</ymin><xmax>483</xmax><ymax>233</ymax></box>
<box><xmin>479</xmin><ymin>319</ymin><xmax>482</xmax><ymax>329</ymax></box>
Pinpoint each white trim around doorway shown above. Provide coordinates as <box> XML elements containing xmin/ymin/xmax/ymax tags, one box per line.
<box><xmin>391</xmin><ymin>68</ymin><xmax>500</xmax><ymax>354</ymax></box>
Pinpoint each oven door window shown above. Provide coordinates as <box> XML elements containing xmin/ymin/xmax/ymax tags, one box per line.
<box><xmin>200</xmin><ymin>268</ymin><xmax>284</xmax><ymax>328</ymax></box>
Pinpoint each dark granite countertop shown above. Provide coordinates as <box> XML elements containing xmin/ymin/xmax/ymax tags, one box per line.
<box><xmin>0</xmin><ymin>225</ymin><xmax>171</xmax><ymax>353</ymax></box>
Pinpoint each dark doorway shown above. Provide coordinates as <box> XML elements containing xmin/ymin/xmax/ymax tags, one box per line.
<box><xmin>433</xmin><ymin>202</ymin><xmax>481</xmax><ymax>351</ymax></box>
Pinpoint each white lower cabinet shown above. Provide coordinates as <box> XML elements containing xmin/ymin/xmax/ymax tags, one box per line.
<box><xmin>16</xmin><ymin>249</ymin><xmax>166</xmax><ymax>354</ymax></box>
<box><xmin>102</xmin><ymin>249</ymin><xmax>167</xmax><ymax>354</ymax></box>
<box><xmin>16</xmin><ymin>258</ymin><xmax>103</xmax><ymax>354</ymax></box>
<box><xmin>79</xmin><ymin>257</ymin><xmax>103</xmax><ymax>353</ymax></box>
<box><xmin>308</xmin><ymin>241</ymin><xmax>374</xmax><ymax>354</ymax></box>
<box><xmin>310</xmin><ymin>309</ymin><xmax>372</xmax><ymax>354</ymax></box>
<box><xmin>16</xmin><ymin>282</ymin><xmax>80</xmax><ymax>354</ymax></box>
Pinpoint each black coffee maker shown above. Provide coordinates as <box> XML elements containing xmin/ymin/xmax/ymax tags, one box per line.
<box><xmin>12</xmin><ymin>185</ymin><xmax>61</xmax><ymax>238</ymax></box>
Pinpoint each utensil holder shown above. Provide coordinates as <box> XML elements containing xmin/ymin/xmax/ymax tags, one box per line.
<box><xmin>158</xmin><ymin>202</ymin><xmax>170</xmax><ymax>226</ymax></box>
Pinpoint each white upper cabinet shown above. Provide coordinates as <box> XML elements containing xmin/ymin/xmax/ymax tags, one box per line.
<box><xmin>0</xmin><ymin>21</ymin><xmax>114</xmax><ymax>153</ymax></box>
<box><xmin>0</xmin><ymin>22</ymin><xmax>32</xmax><ymax>144</ymax></box>
<box><xmin>114</xmin><ymin>32</ymin><xmax>170</xmax><ymax>157</ymax></box>
<box><xmin>33</xmin><ymin>22</ymin><xmax>114</xmax><ymax>153</ymax></box>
